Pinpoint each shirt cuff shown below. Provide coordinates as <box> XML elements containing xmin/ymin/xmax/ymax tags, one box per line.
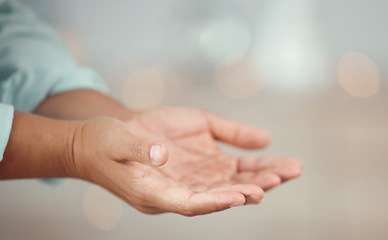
<box><xmin>0</xmin><ymin>103</ymin><xmax>14</xmax><ymax>162</ymax></box>
<box><xmin>48</xmin><ymin>67</ymin><xmax>109</xmax><ymax>97</ymax></box>
<box><xmin>1</xmin><ymin>66</ymin><xmax>109</xmax><ymax>113</ymax></box>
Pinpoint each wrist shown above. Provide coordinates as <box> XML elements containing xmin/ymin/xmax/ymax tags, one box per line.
<box><xmin>34</xmin><ymin>89</ymin><xmax>135</xmax><ymax>121</ymax></box>
<box><xmin>67</xmin><ymin>117</ymin><xmax>122</xmax><ymax>183</ymax></box>
<box><xmin>62</xmin><ymin>120</ymin><xmax>86</xmax><ymax>179</ymax></box>
<box><xmin>0</xmin><ymin>112</ymin><xmax>82</xmax><ymax>180</ymax></box>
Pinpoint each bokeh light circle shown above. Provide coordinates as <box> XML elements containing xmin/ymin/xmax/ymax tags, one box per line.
<box><xmin>58</xmin><ymin>27</ymin><xmax>87</xmax><ymax>65</ymax></box>
<box><xmin>83</xmin><ymin>185</ymin><xmax>123</xmax><ymax>231</ymax></box>
<box><xmin>338</xmin><ymin>52</ymin><xmax>380</xmax><ymax>98</ymax></box>
<box><xmin>122</xmin><ymin>67</ymin><xmax>165</xmax><ymax>110</ymax></box>
<box><xmin>215</xmin><ymin>53</ymin><xmax>264</xmax><ymax>99</ymax></box>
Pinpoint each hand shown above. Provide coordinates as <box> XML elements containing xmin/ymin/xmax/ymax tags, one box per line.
<box><xmin>72</xmin><ymin>106</ymin><xmax>301</xmax><ymax>216</ymax></box>
<box><xmin>126</xmin><ymin>106</ymin><xmax>302</xmax><ymax>192</ymax></box>
<box><xmin>34</xmin><ymin>91</ymin><xmax>301</xmax><ymax>216</ymax></box>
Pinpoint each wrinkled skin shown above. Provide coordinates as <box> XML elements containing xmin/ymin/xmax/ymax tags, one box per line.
<box><xmin>77</xmin><ymin>106</ymin><xmax>302</xmax><ymax>216</ymax></box>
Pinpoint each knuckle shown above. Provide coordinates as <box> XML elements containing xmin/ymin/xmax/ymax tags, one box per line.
<box><xmin>131</xmin><ymin>142</ymin><xmax>146</xmax><ymax>161</ymax></box>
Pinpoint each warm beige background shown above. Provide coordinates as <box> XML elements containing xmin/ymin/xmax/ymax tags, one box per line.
<box><xmin>1</xmin><ymin>0</ymin><xmax>388</xmax><ymax>239</ymax></box>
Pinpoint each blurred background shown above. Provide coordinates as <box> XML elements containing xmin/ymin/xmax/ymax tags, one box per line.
<box><xmin>1</xmin><ymin>0</ymin><xmax>388</xmax><ymax>239</ymax></box>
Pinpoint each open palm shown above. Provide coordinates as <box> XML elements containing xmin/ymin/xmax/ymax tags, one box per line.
<box><xmin>118</xmin><ymin>106</ymin><xmax>302</xmax><ymax>215</ymax></box>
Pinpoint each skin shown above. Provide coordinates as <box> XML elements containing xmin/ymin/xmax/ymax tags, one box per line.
<box><xmin>0</xmin><ymin>89</ymin><xmax>302</xmax><ymax>216</ymax></box>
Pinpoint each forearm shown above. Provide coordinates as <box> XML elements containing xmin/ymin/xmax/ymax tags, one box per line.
<box><xmin>0</xmin><ymin>111</ymin><xmax>78</xmax><ymax>180</ymax></box>
<box><xmin>34</xmin><ymin>89</ymin><xmax>133</xmax><ymax>121</ymax></box>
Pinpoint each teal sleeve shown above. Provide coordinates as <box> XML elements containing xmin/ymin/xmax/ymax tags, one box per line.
<box><xmin>0</xmin><ymin>0</ymin><xmax>108</xmax><ymax>171</ymax></box>
<box><xmin>0</xmin><ymin>0</ymin><xmax>109</xmax><ymax>113</ymax></box>
<box><xmin>0</xmin><ymin>103</ymin><xmax>13</xmax><ymax>162</ymax></box>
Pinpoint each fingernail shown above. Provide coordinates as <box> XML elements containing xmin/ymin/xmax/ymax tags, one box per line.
<box><xmin>150</xmin><ymin>145</ymin><xmax>162</xmax><ymax>166</ymax></box>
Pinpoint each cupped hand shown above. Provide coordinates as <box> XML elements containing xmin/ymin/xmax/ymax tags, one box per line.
<box><xmin>73</xmin><ymin>107</ymin><xmax>302</xmax><ymax>216</ymax></box>
<box><xmin>127</xmin><ymin>107</ymin><xmax>302</xmax><ymax>214</ymax></box>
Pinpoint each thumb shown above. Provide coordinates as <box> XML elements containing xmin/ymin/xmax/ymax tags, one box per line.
<box><xmin>97</xmin><ymin>118</ymin><xmax>169</xmax><ymax>166</ymax></box>
<box><xmin>124</xmin><ymin>136</ymin><xmax>169</xmax><ymax>166</ymax></box>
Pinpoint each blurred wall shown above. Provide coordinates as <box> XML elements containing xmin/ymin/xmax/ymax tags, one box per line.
<box><xmin>1</xmin><ymin>0</ymin><xmax>388</xmax><ymax>239</ymax></box>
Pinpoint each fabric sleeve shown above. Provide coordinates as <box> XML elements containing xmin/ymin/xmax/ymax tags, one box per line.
<box><xmin>0</xmin><ymin>0</ymin><xmax>108</xmax><ymax>171</ymax></box>
<box><xmin>0</xmin><ymin>0</ymin><xmax>109</xmax><ymax>113</ymax></box>
<box><xmin>0</xmin><ymin>103</ymin><xmax>13</xmax><ymax>162</ymax></box>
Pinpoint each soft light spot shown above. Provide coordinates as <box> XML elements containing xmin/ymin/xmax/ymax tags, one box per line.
<box><xmin>159</xmin><ymin>68</ymin><xmax>190</xmax><ymax>104</ymax></box>
<box><xmin>338</xmin><ymin>52</ymin><xmax>380</xmax><ymax>98</ymax></box>
<box><xmin>199</xmin><ymin>17</ymin><xmax>251</xmax><ymax>63</ymax></box>
<box><xmin>215</xmin><ymin>53</ymin><xmax>264</xmax><ymax>99</ymax></box>
<box><xmin>58</xmin><ymin>27</ymin><xmax>87</xmax><ymax>65</ymax></box>
<box><xmin>83</xmin><ymin>185</ymin><xmax>123</xmax><ymax>231</ymax></box>
<box><xmin>122</xmin><ymin>67</ymin><xmax>165</xmax><ymax>110</ymax></box>
<box><xmin>256</xmin><ymin>25</ymin><xmax>328</xmax><ymax>92</ymax></box>
<box><xmin>254</xmin><ymin>0</ymin><xmax>328</xmax><ymax>93</ymax></box>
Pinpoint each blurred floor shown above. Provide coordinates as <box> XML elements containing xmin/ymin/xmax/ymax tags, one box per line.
<box><xmin>1</xmin><ymin>83</ymin><xmax>388</xmax><ymax>239</ymax></box>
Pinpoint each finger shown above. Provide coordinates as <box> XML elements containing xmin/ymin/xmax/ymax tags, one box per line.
<box><xmin>113</xmin><ymin>134</ymin><xmax>169</xmax><ymax>167</ymax></box>
<box><xmin>267</xmin><ymin>165</ymin><xmax>303</xmax><ymax>181</ymax></box>
<box><xmin>238</xmin><ymin>156</ymin><xmax>302</xmax><ymax>173</ymax></box>
<box><xmin>206</xmin><ymin>184</ymin><xmax>264</xmax><ymax>205</ymax></box>
<box><xmin>157</xmin><ymin>187</ymin><xmax>248</xmax><ymax>216</ymax></box>
<box><xmin>229</xmin><ymin>184</ymin><xmax>264</xmax><ymax>205</ymax></box>
<box><xmin>234</xmin><ymin>172</ymin><xmax>282</xmax><ymax>191</ymax></box>
<box><xmin>253</xmin><ymin>173</ymin><xmax>282</xmax><ymax>191</ymax></box>
<box><xmin>206</xmin><ymin>112</ymin><xmax>271</xmax><ymax>149</ymax></box>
